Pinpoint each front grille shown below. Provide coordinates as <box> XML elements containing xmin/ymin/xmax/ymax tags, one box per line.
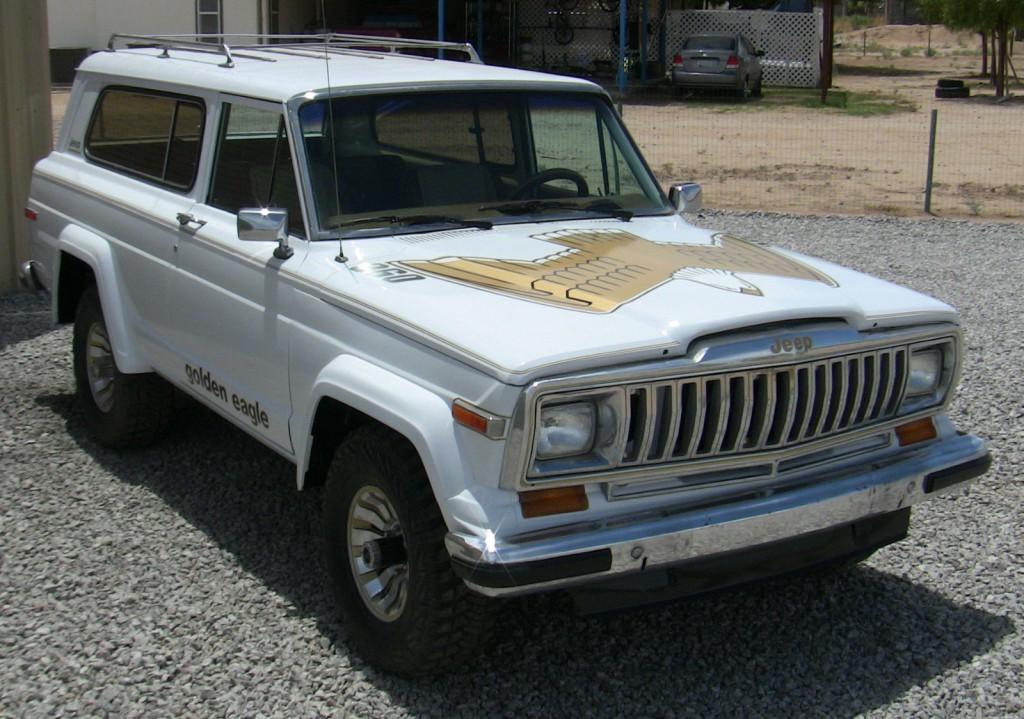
<box><xmin>617</xmin><ymin>346</ymin><xmax>909</xmax><ymax>467</ymax></box>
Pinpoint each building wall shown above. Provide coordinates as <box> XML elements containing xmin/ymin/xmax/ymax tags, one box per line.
<box><xmin>2</xmin><ymin>0</ymin><xmax>52</xmax><ymax>292</ymax></box>
<box><xmin>48</xmin><ymin>0</ymin><xmax>271</xmax><ymax>50</ymax></box>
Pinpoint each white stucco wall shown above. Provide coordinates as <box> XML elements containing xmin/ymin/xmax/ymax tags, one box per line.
<box><xmin>48</xmin><ymin>0</ymin><xmax>268</xmax><ymax>50</ymax></box>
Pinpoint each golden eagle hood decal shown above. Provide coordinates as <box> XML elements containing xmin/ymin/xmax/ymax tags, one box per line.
<box><xmin>400</xmin><ymin>229</ymin><xmax>838</xmax><ymax>313</ymax></box>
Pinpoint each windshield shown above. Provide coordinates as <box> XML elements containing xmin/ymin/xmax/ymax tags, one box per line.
<box><xmin>297</xmin><ymin>91</ymin><xmax>669</xmax><ymax>238</ymax></box>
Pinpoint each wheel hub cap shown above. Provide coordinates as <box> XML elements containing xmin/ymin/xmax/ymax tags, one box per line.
<box><xmin>85</xmin><ymin>322</ymin><xmax>116</xmax><ymax>413</ymax></box>
<box><xmin>347</xmin><ymin>487</ymin><xmax>408</xmax><ymax>622</ymax></box>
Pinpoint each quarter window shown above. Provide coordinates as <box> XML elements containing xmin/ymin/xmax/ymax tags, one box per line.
<box><xmin>85</xmin><ymin>88</ymin><xmax>204</xmax><ymax>190</ymax></box>
<box><xmin>208</xmin><ymin>104</ymin><xmax>305</xmax><ymax>237</ymax></box>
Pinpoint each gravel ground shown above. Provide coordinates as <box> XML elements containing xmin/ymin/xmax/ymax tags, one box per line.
<box><xmin>1</xmin><ymin>212</ymin><xmax>1022</xmax><ymax>718</ymax></box>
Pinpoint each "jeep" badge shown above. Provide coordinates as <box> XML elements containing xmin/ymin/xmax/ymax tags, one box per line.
<box><xmin>770</xmin><ymin>336</ymin><xmax>813</xmax><ymax>354</ymax></box>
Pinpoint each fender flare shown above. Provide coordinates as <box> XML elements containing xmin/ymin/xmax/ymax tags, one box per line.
<box><xmin>55</xmin><ymin>225</ymin><xmax>150</xmax><ymax>374</ymax></box>
<box><xmin>296</xmin><ymin>354</ymin><xmax>474</xmax><ymax>527</ymax></box>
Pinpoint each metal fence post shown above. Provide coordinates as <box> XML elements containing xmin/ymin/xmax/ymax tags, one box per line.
<box><xmin>617</xmin><ymin>0</ymin><xmax>627</xmax><ymax>95</ymax></box>
<box><xmin>924</xmin><ymin>109</ymin><xmax>938</xmax><ymax>214</ymax></box>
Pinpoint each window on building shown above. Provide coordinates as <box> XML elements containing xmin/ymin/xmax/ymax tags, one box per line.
<box><xmin>197</xmin><ymin>0</ymin><xmax>223</xmax><ymax>41</ymax></box>
<box><xmin>269</xmin><ymin>0</ymin><xmax>280</xmax><ymax>35</ymax></box>
<box><xmin>85</xmin><ymin>87</ymin><xmax>204</xmax><ymax>190</ymax></box>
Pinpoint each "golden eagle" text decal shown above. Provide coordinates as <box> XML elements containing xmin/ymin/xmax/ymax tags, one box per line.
<box><xmin>400</xmin><ymin>229</ymin><xmax>838</xmax><ymax>313</ymax></box>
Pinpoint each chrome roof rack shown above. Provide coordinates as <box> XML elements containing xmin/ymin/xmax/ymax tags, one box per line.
<box><xmin>107</xmin><ymin>33</ymin><xmax>483</xmax><ymax>68</ymax></box>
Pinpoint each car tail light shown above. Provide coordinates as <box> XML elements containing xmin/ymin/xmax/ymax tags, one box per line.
<box><xmin>672</xmin><ymin>53</ymin><xmax>683</xmax><ymax>66</ymax></box>
<box><xmin>24</xmin><ymin>208</ymin><xmax>38</xmax><ymax>221</ymax></box>
<box><xmin>726</xmin><ymin>55</ymin><xmax>740</xmax><ymax>69</ymax></box>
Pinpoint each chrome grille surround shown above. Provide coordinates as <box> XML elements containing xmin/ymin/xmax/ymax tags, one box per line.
<box><xmin>500</xmin><ymin>324</ymin><xmax>961</xmax><ymax>491</ymax></box>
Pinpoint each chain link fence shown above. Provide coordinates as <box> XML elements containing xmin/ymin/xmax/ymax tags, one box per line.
<box><xmin>619</xmin><ymin>86</ymin><xmax>1022</xmax><ymax>220</ymax></box>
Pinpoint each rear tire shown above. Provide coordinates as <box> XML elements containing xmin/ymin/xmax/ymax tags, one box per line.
<box><xmin>739</xmin><ymin>76</ymin><xmax>751</xmax><ymax>101</ymax></box>
<box><xmin>72</xmin><ymin>285</ymin><xmax>173</xmax><ymax>448</ymax></box>
<box><xmin>752</xmin><ymin>76</ymin><xmax>763</xmax><ymax>97</ymax></box>
<box><xmin>321</xmin><ymin>424</ymin><xmax>494</xmax><ymax>675</ymax></box>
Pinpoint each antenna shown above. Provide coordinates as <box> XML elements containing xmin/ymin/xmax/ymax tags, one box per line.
<box><xmin>319</xmin><ymin>0</ymin><xmax>347</xmax><ymax>263</ymax></box>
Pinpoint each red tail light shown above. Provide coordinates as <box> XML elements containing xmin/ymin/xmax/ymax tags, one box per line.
<box><xmin>726</xmin><ymin>55</ymin><xmax>740</xmax><ymax>69</ymax></box>
<box><xmin>24</xmin><ymin>208</ymin><xmax>38</xmax><ymax>221</ymax></box>
<box><xmin>672</xmin><ymin>53</ymin><xmax>683</xmax><ymax>66</ymax></box>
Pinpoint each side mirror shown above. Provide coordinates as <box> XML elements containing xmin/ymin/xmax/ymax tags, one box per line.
<box><xmin>669</xmin><ymin>183</ymin><xmax>703</xmax><ymax>214</ymax></box>
<box><xmin>756</xmin><ymin>50</ymin><xmax>766</xmax><ymax>57</ymax></box>
<box><xmin>238</xmin><ymin>208</ymin><xmax>294</xmax><ymax>260</ymax></box>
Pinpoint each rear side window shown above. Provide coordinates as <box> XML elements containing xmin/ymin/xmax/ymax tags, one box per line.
<box><xmin>85</xmin><ymin>87</ymin><xmax>205</xmax><ymax>190</ymax></box>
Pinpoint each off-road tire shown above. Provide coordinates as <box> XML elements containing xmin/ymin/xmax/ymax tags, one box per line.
<box><xmin>72</xmin><ymin>285</ymin><xmax>173</xmax><ymax>448</ymax></box>
<box><xmin>322</xmin><ymin>424</ymin><xmax>494</xmax><ymax>676</ymax></box>
<box><xmin>937</xmin><ymin>78</ymin><xmax>965</xmax><ymax>89</ymax></box>
<box><xmin>935</xmin><ymin>86</ymin><xmax>970</xmax><ymax>99</ymax></box>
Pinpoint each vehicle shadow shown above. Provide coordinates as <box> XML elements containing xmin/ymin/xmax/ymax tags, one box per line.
<box><xmin>38</xmin><ymin>392</ymin><xmax>1012</xmax><ymax>719</ymax></box>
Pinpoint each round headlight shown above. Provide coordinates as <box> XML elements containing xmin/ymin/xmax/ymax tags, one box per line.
<box><xmin>907</xmin><ymin>348</ymin><xmax>942</xmax><ymax>397</ymax></box>
<box><xmin>536</xmin><ymin>402</ymin><xmax>596</xmax><ymax>460</ymax></box>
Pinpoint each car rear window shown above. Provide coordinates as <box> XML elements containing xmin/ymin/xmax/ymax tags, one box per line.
<box><xmin>85</xmin><ymin>87</ymin><xmax>205</xmax><ymax>191</ymax></box>
<box><xmin>683</xmin><ymin>36</ymin><xmax>736</xmax><ymax>51</ymax></box>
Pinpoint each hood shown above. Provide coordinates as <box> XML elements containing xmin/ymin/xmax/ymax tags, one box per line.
<box><xmin>300</xmin><ymin>215</ymin><xmax>957</xmax><ymax>384</ymax></box>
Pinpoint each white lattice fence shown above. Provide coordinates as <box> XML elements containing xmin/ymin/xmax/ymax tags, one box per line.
<box><xmin>666</xmin><ymin>10</ymin><xmax>822</xmax><ymax>88</ymax></box>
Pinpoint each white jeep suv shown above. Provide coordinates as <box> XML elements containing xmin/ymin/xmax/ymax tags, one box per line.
<box><xmin>21</xmin><ymin>34</ymin><xmax>990</xmax><ymax>675</ymax></box>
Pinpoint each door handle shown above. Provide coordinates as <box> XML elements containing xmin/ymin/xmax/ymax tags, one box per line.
<box><xmin>176</xmin><ymin>212</ymin><xmax>207</xmax><ymax>231</ymax></box>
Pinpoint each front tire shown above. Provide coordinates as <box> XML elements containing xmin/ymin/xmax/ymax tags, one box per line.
<box><xmin>322</xmin><ymin>424</ymin><xmax>494</xmax><ymax>675</ymax></box>
<box><xmin>72</xmin><ymin>285</ymin><xmax>173</xmax><ymax>448</ymax></box>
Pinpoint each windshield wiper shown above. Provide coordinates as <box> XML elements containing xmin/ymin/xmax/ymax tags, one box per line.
<box><xmin>479</xmin><ymin>199</ymin><xmax>633</xmax><ymax>221</ymax></box>
<box><xmin>331</xmin><ymin>214</ymin><xmax>494</xmax><ymax>234</ymax></box>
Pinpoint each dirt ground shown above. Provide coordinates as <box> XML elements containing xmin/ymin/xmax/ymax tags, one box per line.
<box><xmin>626</xmin><ymin>25</ymin><xmax>1022</xmax><ymax>219</ymax></box>
<box><xmin>49</xmin><ymin>28</ymin><xmax>1021</xmax><ymax>219</ymax></box>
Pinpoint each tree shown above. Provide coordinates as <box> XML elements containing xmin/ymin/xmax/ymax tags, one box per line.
<box><xmin>941</xmin><ymin>0</ymin><xmax>1024</xmax><ymax>97</ymax></box>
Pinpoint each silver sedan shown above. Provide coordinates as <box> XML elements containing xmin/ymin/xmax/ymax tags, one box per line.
<box><xmin>670</xmin><ymin>33</ymin><xmax>765</xmax><ymax>100</ymax></box>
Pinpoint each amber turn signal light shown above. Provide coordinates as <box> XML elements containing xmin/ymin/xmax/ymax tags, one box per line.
<box><xmin>452</xmin><ymin>402</ymin><xmax>489</xmax><ymax>434</ymax></box>
<box><xmin>895</xmin><ymin>417</ymin><xmax>937</xmax><ymax>446</ymax></box>
<box><xmin>451</xmin><ymin>400</ymin><xmax>507</xmax><ymax>439</ymax></box>
<box><xmin>519</xmin><ymin>485</ymin><xmax>589</xmax><ymax>518</ymax></box>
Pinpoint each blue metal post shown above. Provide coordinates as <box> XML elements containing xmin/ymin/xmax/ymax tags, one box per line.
<box><xmin>438</xmin><ymin>0</ymin><xmax>445</xmax><ymax>58</ymax></box>
<box><xmin>659</xmin><ymin>0</ymin><xmax>666</xmax><ymax>70</ymax></box>
<box><xmin>641</xmin><ymin>0</ymin><xmax>648</xmax><ymax>81</ymax></box>
<box><xmin>477</xmin><ymin>0</ymin><xmax>484</xmax><ymax>61</ymax></box>
<box><xmin>617</xmin><ymin>0</ymin><xmax>627</xmax><ymax>94</ymax></box>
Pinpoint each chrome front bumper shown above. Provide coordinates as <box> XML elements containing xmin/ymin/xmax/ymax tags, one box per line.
<box><xmin>447</xmin><ymin>432</ymin><xmax>989</xmax><ymax>597</ymax></box>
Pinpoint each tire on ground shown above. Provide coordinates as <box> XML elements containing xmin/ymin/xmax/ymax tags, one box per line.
<box><xmin>935</xmin><ymin>86</ymin><xmax>970</xmax><ymax>99</ymax></box>
<box><xmin>321</xmin><ymin>424</ymin><xmax>494</xmax><ymax>675</ymax></box>
<box><xmin>72</xmin><ymin>285</ymin><xmax>173</xmax><ymax>448</ymax></box>
<box><xmin>937</xmin><ymin>78</ymin><xmax>965</xmax><ymax>89</ymax></box>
